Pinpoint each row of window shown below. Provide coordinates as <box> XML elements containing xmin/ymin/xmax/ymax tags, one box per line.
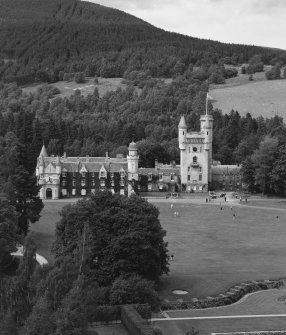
<box><xmin>148</xmin><ymin>174</ymin><xmax>175</xmax><ymax>181</ymax></box>
<box><xmin>61</xmin><ymin>188</ymin><xmax>125</xmax><ymax>196</ymax></box>
<box><xmin>62</xmin><ymin>171</ymin><xmax>125</xmax><ymax>178</ymax></box>
<box><xmin>62</xmin><ymin>179</ymin><xmax>126</xmax><ymax>187</ymax></box>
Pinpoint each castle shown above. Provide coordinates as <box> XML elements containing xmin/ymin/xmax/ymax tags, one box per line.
<box><xmin>36</xmin><ymin>111</ymin><xmax>241</xmax><ymax>199</ymax></box>
<box><xmin>36</xmin><ymin>141</ymin><xmax>139</xmax><ymax>199</ymax></box>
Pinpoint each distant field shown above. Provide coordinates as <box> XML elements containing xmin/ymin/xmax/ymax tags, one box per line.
<box><xmin>210</xmin><ymin>70</ymin><xmax>286</xmax><ymax>118</ymax></box>
<box><xmin>31</xmin><ymin>196</ymin><xmax>286</xmax><ymax>301</ymax></box>
<box><xmin>22</xmin><ymin>77</ymin><xmax>127</xmax><ymax>98</ymax></box>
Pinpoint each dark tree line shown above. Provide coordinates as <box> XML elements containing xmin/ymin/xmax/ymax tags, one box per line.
<box><xmin>0</xmin><ymin>0</ymin><xmax>286</xmax><ymax>85</ymax></box>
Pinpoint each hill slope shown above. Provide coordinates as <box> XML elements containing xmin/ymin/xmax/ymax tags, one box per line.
<box><xmin>0</xmin><ymin>0</ymin><xmax>286</xmax><ymax>84</ymax></box>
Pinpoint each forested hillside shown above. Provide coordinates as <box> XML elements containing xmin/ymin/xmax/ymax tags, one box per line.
<box><xmin>0</xmin><ymin>0</ymin><xmax>286</xmax><ymax>84</ymax></box>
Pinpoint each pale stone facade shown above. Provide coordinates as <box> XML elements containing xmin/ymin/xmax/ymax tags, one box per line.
<box><xmin>36</xmin><ymin>141</ymin><xmax>139</xmax><ymax>199</ymax></box>
<box><xmin>178</xmin><ymin>113</ymin><xmax>213</xmax><ymax>192</ymax></box>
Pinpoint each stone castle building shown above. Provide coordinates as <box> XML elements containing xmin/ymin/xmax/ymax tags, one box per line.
<box><xmin>36</xmin><ymin>111</ymin><xmax>241</xmax><ymax>199</ymax></box>
<box><xmin>178</xmin><ymin>112</ymin><xmax>241</xmax><ymax>193</ymax></box>
<box><xmin>178</xmin><ymin>114</ymin><xmax>213</xmax><ymax>192</ymax></box>
<box><xmin>36</xmin><ymin>141</ymin><xmax>139</xmax><ymax>199</ymax></box>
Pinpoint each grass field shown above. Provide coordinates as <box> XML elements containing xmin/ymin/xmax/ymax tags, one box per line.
<box><xmin>22</xmin><ymin>77</ymin><xmax>128</xmax><ymax>99</ymax></box>
<box><xmin>30</xmin><ymin>196</ymin><xmax>286</xmax><ymax>300</ymax></box>
<box><xmin>210</xmin><ymin>70</ymin><xmax>286</xmax><ymax>118</ymax></box>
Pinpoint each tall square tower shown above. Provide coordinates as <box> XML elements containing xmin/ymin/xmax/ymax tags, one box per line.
<box><xmin>178</xmin><ymin>113</ymin><xmax>213</xmax><ymax>192</ymax></box>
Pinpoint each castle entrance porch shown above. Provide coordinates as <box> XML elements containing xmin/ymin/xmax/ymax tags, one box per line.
<box><xmin>46</xmin><ymin>188</ymin><xmax>53</xmax><ymax>199</ymax></box>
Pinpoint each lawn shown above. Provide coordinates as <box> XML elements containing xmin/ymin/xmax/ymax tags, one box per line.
<box><xmin>30</xmin><ymin>197</ymin><xmax>286</xmax><ymax>300</ymax></box>
<box><xmin>209</xmin><ymin>71</ymin><xmax>286</xmax><ymax>118</ymax></box>
<box><xmin>153</xmin><ymin>316</ymin><xmax>286</xmax><ymax>335</ymax></box>
<box><xmin>29</xmin><ymin>200</ymin><xmax>76</xmax><ymax>264</ymax></box>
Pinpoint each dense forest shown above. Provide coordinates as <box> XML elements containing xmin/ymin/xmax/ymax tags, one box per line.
<box><xmin>1</xmin><ymin>0</ymin><xmax>286</xmax><ymax>84</ymax></box>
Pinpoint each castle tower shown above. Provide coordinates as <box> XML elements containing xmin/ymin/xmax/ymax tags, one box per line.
<box><xmin>200</xmin><ymin>113</ymin><xmax>213</xmax><ymax>183</ymax></box>
<box><xmin>179</xmin><ymin>111</ymin><xmax>213</xmax><ymax>192</ymax></box>
<box><xmin>127</xmin><ymin>141</ymin><xmax>139</xmax><ymax>196</ymax></box>
<box><xmin>36</xmin><ymin>145</ymin><xmax>61</xmax><ymax>200</ymax></box>
<box><xmin>178</xmin><ymin>115</ymin><xmax>187</xmax><ymax>150</ymax></box>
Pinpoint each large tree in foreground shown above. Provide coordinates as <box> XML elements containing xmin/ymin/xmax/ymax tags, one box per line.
<box><xmin>53</xmin><ymin>191</ymin><xmax>169</xmax><ymax>285</ymax></box>
<box><xmin>5</xmin><ymin>166</ymin><xmax>43</xmax><ymax>235</ymax></box>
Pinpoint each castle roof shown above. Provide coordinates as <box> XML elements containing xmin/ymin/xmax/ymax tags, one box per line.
<box><xmin>39</xmin><ymin>144</ymin><xmax>48</xmax><ymax>157</ymax></box>
<box><xmin>178</xmin><ymin>115</ymin><xmax>187</xmax><ymax>129</ymax></box>
<box><xmin>139</xmin><ymin>167</ymin><xmax>180</xmax><ymax>176</ymax></box>
<box><xmin>128</xmin><ymin>141</ymin><xmax>137</xmax><ymax>151</ymax></box>
<box><xmin>40</xmin><ymin>156</ymin><xmax>128</xmax><ymax>173</ymax></box>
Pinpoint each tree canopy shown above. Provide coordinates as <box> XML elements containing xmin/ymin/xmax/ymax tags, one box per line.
<box><xmin>53</xmin><ymin>191</ymin><xmax>169</xmax><ymax>284</ymax></box>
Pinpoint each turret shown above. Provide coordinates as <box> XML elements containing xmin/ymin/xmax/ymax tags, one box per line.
<box><xmin>39</xmin><ymin>144</ymin><xmax>48</xmax><ymax>157</ymax></box>
<box><xmin>55</xmin><ymin>156</ymin><xmax>61</xmax><ymax>174</ymax></box>
<box><xmin>127</xmin><ymin>141</ymin><xmax>139</xmax><ymax>174</ymax></box>
<box><xmin>38</xmin><ymin>155</ymin><xmax>44</xmax><ymax>174</ymax></box>
<box><xmin>127</xmin><ymin>141</ymin><xmax>139</xmax><ymax>196</ymax></box>
<box><xmin>200</xmin><ymin>115</ymin><xmax>213</xmax><ymax>150</ymax></box>
<box><xmin>178</xmin><ymin>115</ymin><xmax>187</xmax><ymax>150</ymax></box>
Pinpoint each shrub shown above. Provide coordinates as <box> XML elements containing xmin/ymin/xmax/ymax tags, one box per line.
<box><xmin>265</xmin><ymin>64</ymin><xmax>281</xmax><ymax>80</ymax></box>
<box><xmin>110</xmin><ymin>275</ymin><xmax>160</xmax><ymax>311</ymax></box>
<box><xmin>74</xmin><ymin>72</ymin><xmax>85</xmax><ymax>84</ymax></box>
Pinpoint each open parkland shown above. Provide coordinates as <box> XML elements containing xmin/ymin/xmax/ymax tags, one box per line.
<box><xmin>30</xmin><ymin>193</ymin><xmax>286</xmax><ymax>334</ymax></box>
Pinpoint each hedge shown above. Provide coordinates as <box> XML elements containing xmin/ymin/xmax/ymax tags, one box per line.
<box><xmin>121</xmin><ymin>305</ymin><xmax>154</xmax><ymax>335</ymax></box>
<box><xmin>161</xmin><ymin>279</ymin><xmax>285</xmax><ymax>310</ymax></box>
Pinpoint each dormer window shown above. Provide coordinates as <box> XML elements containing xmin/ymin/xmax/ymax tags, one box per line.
<box><xmin>81</xmin><ymin>172</ymin><xmax>86</xmax><ymax>178</ymax></box>
<box><xmin>62</xmin><ymin>171</ymin><xmax>67</xmax><ymax>178</ymax></box>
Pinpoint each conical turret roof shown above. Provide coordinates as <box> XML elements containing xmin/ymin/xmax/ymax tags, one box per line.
<box><xmin>128</xmin><ymin>141</ymin><xmax>137</xmax><ymax>151</ymax></box>
<box><xmin>39</xmin><ymin>144</ymin><xmax>48</xmax><ymax>157</ymax></box>
<box><xmin>178</xmin><ymin>115</ymin><xmax>187</xmax><ymax>129</ymax></box>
